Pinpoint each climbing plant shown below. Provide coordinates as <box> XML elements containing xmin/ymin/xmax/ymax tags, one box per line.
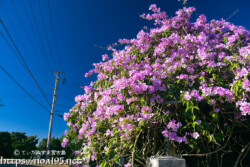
<box><xmin>63</xmin><ymin>4</ymin><xmax>250</xmax><ymax>167</ymax></box>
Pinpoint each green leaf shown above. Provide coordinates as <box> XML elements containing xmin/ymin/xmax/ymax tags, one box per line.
<box><xmin>100</xmin><ymin>161</ymin><xmax>107</xmax><ymax>167</ymax></box>
<box><xmin>212</xmin><ymin>113</ymin><xmax>218</xmax><ymax>121</ymax></box>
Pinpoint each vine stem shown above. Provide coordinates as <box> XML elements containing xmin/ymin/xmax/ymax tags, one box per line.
<box><xmin>182</xmin><ymin>132</ymin><xmax>232</xmax><ymax>157</ymax></box>
<box><xmin>132</xmin><ymin>131</ymin><xmax>142</xmax><ymax>167</ymax></box>
<box><xmin>234</xmin><ymin>142</ymin><xmax>250</xmax><ymax>167</ymax></box>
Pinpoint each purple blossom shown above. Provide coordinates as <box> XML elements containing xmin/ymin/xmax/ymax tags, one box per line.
<box><xmin>63</xmin><ymin>113</ymin><xmax>71</xmax><ymax>121</ymax></box>
<box><xmin>167</xmin><ymin>120</ymin><xmax>182</xmax><ymax>131</ymax></box>
<box><xmin>127</xmin><ymin>124</ymin><xmax>134</xmax><ymax>131</ymax></box>
<box><xmin>243</xmin><ymin>79</ymin><xmax>250</xmax><ymax>92</ymax></box>
<box><xmin>149</xmin><ymin>4</ymin><xmax>156</xmax><ymax>11</ymax></box>
<box><xmin>214</xmin><ymin>108</ymin><xmax>220</xmax><ymax>113</ymax></box>
<box><xmin>63</xmin><ymin>4</ymin><xmax>250</xmax><ymax>162</ymax></box>
<box><xmin>191</xmin><ymin>132</ymin><xmax>200</xmax><ymax>139</ymax></box>
<box><xmin>75</xmin><ymin>150</ymin><xmax>81</xmax><ymax>156</ymax></box>
<box><xmin>102</xmin><ymin>54</ymin><xmax>109</xmax><ymax>61</ymax></box>
<box><xmin>84</xmin><ymin>86</ymin><xmax>93</xmax><ymax>94</ymax></box>
<box><xmin>91</xmin><ymin>152</ymin><xmax>96</xmax><ymax>161</ymax></box>
<box><xmin>240</xmin><ymin>102</ymin><xmax>250</xmax><ymax>115</ymax></box>
<box><xmin>184</xmin><ymin>92</ymin><xmax>192</xmax><ymax>100</ymax></box>
<box><xmin>124</xmin><ymin>163</ymin><xmax>131</xmax><ymax>167</ymax></box>
<box><xmin>61</xmin><ymin>138</ymin><xmax>69</xmax><ymax>148</ymax></box>
<box><xmin>79</xmin><ymin>126</ymin><xmax>87</xmax><ymax>135</ymax></box>
<box><xmin>75</xmin><ymin>95</ymin><xmax>85</xmax><ymax>103</ymax></box>
<box><xmin>177</xmin><ymin>74</ymin><xmax>189</xmax><ymax>80</ymax></box>
<box><xmin>191</xmin><ymin>90</ymin><xmax>199</xmax><ymax>98</ymax></box>
<box><xmin>238</xmin><ymin>68</ymin><xmax>248</xmax><ymax>77</ymax></box>
<box><xmin>210</xmin><ymin>99</ymin><xmax>216</xmax><ymax>106</ymax></box>
<box><xmin>106</xmin><ymin>129</ymin><xmax>114</xmax><ymax>136</ymax></box>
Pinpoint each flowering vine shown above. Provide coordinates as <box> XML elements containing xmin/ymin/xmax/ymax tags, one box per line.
<box><xmin>63</xmin><ymin>4</ymin><xmax>250</xmax><ymax>167</ymax></box>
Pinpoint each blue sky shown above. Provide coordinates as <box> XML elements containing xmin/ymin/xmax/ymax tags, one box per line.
<box><xmin>0</xmin><ymin>0</ymin><xmax>250</xmax><ymax>142</ymax></box>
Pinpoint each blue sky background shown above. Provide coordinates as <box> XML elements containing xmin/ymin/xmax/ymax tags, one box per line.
<box><xmin>0</xmin><ymin>0</ymin><xmax>250</xmax><ymax>142</ymax></box>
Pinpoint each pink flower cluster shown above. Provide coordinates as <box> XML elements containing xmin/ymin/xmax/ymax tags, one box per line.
<box><xmin>63</xmin><ymin>4</ymin><xmax>250</xmax><ymax>164</ymax></box>
<box><xmin>162</xmin><ymin>120</ymin><xmax>200</xmax><ymax>143</ymax></box>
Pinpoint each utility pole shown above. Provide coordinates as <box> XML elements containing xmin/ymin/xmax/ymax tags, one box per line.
<box><xmin>46</xmin><ymin>71</ymin><xmax>64</xmax><ymax>159</ymax></box>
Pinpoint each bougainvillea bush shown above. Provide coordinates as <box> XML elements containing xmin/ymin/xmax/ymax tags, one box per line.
<box><xmin>63</xmin><ymin>4</ymin><xmax>250</xmax><ymax>167</ymax></box>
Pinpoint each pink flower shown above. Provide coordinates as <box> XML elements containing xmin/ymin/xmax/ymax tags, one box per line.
<box><xmin>61</xmin><ymin>138</ymin><xmax>69</xmax><ymax>148</ymax></box>
<box><xmin>85</xmin><ymin>69</ymin><xmax>94</xmax><ymax>77</ymax></box>
<box><xmin>178</xmin><ymin>74</ymin><xmax>189</xmax><ymax>80</ymax></box>
<box><xmin>191</xmin><ymin>132</ymin><xmax>199</xmax><ymax>139</ymax></box>
<box><xmin>127</xmin><ymin>124</ymin><xmax>134</xmax><ymax>131</ymax></box>
<box><xmin>238</xmin><ymin>68</ymin><xmax>248</xmax><ymax>77</ymax></box>
<box><xmin>75</xmin><ymin>95</ymin><xmax>85</xmax><ymax>102</ymax></box>
<box><xmin>79</xmin><ymin>126</ymin><xmax>87</xmax><ymax>135</ymax></box>
<box><xmin>102</xmin><ymin>54</ymin><xmax>109</xmax><ymax>61</ymax></box>
<box><xmin>63</xmin><ymin>113</ymin><xmax>70</xmax><ymax>120</ymax></box>
<box><xmin>240</xmin><ymin>102</ymin><xmax>250</xmax><ymax>115</ymax></box>
<box><xmin>191</xmin><ymin>90</ymin><xmax>199</xmax><ymax>98</ymax></box>
<box><xmin>75</xmin><ymin>150</ymin><xmax>81</xmax><ymax>156</ymax></box>
<box><xmin>242</xmin><ymin>79</ymin><xmax>250</xmax><ymax>91</ymax></box>
<box><xmin>149</xmin><ymin>4</ymin><xmax>156</xmax><ymax>10</ymax></box>
<box><xmin>210</xmin><ymin>99</ymin><xmax>216</xmax><ymax>106</ymax></box>
<box><xmin>105</xmin><ymin>129</ymin><xmax>114</xmax><ymax>136</ymax></box>
<box><xmin>214</xmin><ymin>108</ymin><xmax>220</xmax><ymax>113</ymax></box>
<box><xmin>184</xmin><ymin>92</ymin><xmax>192</xmax><ymax>100</ymax></box>
<box><xmin>84</xmin><ymin>86</ymin><xmax>93</xmax><ymax>94</ymax></box>
<box><xmin>91</xmin><ymin>152</ymin><xmax>96</xmax><ymax>161</ymax></box>
<box><xmin>91</xmin><ymin>122</ymin><xmax>97</xmax><ymax>128</ymax></box>
<box><xmin>167</xmin><ymin>120</ymin><xmax>182</xmax><ymax>131</ymax></box>
<box><xmin>200</xmin><ymin>72</ymin><xmax>206</xmax><ymax>76</ymax></box>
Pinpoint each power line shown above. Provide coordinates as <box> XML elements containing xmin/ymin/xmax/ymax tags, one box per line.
<box><xmin>0</xmin><ymin>19</ymin><xmax>51</xmax><ymax>107</ymax></box>
<box><xmin>226</xmin><ymin>9</ymin><xmax>239</xmax><ymax>21</ymax></box>
<box><xmin>65</xmin><ymin>79</ymin><xmax>82</xmax><ymax>86</ymax></box>
<box><xmin>0</xmin><ymin>65</ymin><xmax>50</xmax><ymax>113</ymax></box>
<box><xmin>0</xmin><ymin>65</ymin><xmax>63</xmax><ymax>118</ymax></box>
<box><xmin>10</xmin><ymin>0</ymin><xmax>54</xmax><ymax>84</ymax></box>
<box><xmin>0</xmin><ymin>1</ymin><xmax>51</xmax><ymax>82</ymax></box>
<box><xmin>47</xmin><ymin>0</ymin><xmax>64</xmax><ymax>72</ymax></box>
<box><xmin>28</xmin><ymin>0</ymin><xmax>55</xmax><ymax>74</ymax></box>
<box><xmin>56</xmin><ymin>104</ymin><xmax>72</xmax><ymax>108</ymax></box>
<box><xmin>54</xmin><ymin>110</ymin><xmax>66</xmax><ymax>113</ymax></box>
<box><xmin>63</xmin><ymin>83</ymin><xmax>83</xmax><ymax>91</ymax></box>
<box><xmin>63</xmin><ymin>79</ymin><xmax>83</xmax><ymax>90</ymax></box>
<box><xmin>37</xmin><ymin>0</ymin><xmax>59</xmax><ymax>70</ymax></box>
<box><xmin>57</xmin><ymin>95</ymin><xmax>74</xmax><ymax>101</ymax></box>
<box><xmin>0</xmin><ymin>32</ymin><xmax>24</xmax><ymax>67</ymax></box>
<box><xmin>20</xmin><ymin>0</ymin><xmax>54</xmax><ymax>82</ymax></box>
<box><xmin>64</xmin><ymin>82</ymin><xmax>81</xmax><ymax>88</ymax></box>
